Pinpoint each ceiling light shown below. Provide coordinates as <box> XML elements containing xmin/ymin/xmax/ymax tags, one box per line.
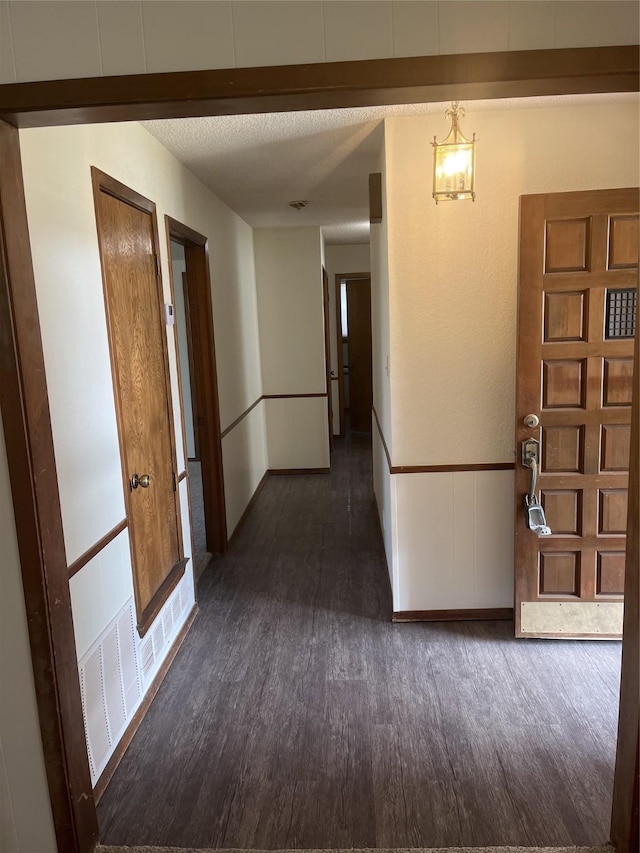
<box><xmin>289</xmin><ymin>200</ymin><xmax>309</xmax><ymax>210</ymax></box>
<box><xmin>432</xmin><ymin>102</ymin><xmax>476</xmax><ymax>203</ymax></box>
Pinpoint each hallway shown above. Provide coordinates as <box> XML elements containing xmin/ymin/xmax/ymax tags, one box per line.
<box><xmin>98</xmin><ymin>433</ymin><xmax>621</xmax><ymax>850</ymax></box>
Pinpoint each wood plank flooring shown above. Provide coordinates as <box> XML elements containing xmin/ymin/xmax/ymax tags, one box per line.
<box><xmin>98</xmin><ymin>431</ymin><xmax>622</xmax><ymax>849</ymax></box>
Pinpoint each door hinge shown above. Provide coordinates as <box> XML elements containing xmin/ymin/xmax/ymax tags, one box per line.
<box><xmin>172</xmin><ymin>471</ymin><xmax>177</xmax><ymax>492</ymax></box>
<box><xmin>153</xmin><ymin>254</ymin><xmax>160</xmax><ymax>278</ymax></box>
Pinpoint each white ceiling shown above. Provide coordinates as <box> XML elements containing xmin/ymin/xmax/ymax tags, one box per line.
<box><xmin>142</xmin><ymin>93</ymin><xmax>636</xmax><ymax>245</ymax></box>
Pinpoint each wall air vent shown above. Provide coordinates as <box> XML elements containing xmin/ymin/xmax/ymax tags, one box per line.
<box><xmin>77</xmin><ymin>573</ymin><xmax>192</xmax><ymax>786</ymax></box>
<box><xmin>79</xmin><ymin>600</ymin><xmax>141</xmax><ymax>783</ymax></box>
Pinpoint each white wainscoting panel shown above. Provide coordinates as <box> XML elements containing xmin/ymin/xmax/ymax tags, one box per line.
<box><xmin>372</xmin><ymin>425</ymin><xmax>398</xmax><ymax>609</ymax></box>
<box><xmin>394</xmin><ymin>469</ymin><xmax>515</xmax><ymax>612</ymax></box>
<box><xmin>78</xmin><ymin>569</ymin><xmax>194</xmax><ymax>786</ymax></box>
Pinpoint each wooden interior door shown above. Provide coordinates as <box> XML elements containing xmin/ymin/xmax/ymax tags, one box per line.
<box><xmin>515</xmin><ymin>187</ymin><xmax>638</xmax><ymax>639</ymax></box>
<box><xmin>346</xmin><ymin>277</ymin><xmax>373</xmax><ymax>433</ymax></box>
<box><xmin>183</xmin><ymin>240</ymin><xmax>227</xmax><ymax>552</ymax></box>
<box><xmin>94</xmin><ymin>173</ymin><xmax>183</xmax><ymax>636</ymax></box>
<box><xmin>322</xmin><ymin>267</ymin><xmax>334</xmax><ymax>452</ymax></box>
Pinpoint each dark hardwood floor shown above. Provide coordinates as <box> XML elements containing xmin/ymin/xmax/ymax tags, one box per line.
<box><xmin>98</xmin><ymin>429</ymin><xmax>621</xmax><ymax>849</ymax></box>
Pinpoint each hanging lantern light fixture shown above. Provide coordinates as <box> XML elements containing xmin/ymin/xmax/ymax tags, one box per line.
<box><xmin>432</xmin><ymin>102</ymin><xmax>476</xmax><ymax>203</ymax></box>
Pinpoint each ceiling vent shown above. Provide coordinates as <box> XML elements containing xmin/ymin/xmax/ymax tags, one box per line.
<box><xmin>288</xmin><ymin>200</ymin><xmax>308</xmax><ymax>210</ymax></box>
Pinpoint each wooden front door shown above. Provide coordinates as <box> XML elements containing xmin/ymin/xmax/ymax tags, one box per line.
<box><xmin>94</xmin><ymin>172</ymin><xmax>183</xmax><ymax>636</ymax></box>
<box><xmin>515</xmin><ymin>188</ymin><xmax>638</xmax><ymax>639</ymax></box>
<box><xmin>346</xmin><ymin>277</ymin><xmax>373</xmax><ymax>433</ymax></box>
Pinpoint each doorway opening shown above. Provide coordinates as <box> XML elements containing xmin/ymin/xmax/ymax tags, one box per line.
<box><xmin>165</xmin><ymin>217</ymin><xmax>227</xmax><ymax>576</ymax></box>
<box><xmin>322</xmin><ymin>266</ymin><xmax>334</xmax><ymax>454</ymax></box>
<box><xmin>335</xmin><ymin>273</ymin><xmax>373</xmax><ymax>437</ymax></box>
<box><xmin>0</xmin><ymin>47</ymin><xmax>637</xmax><ymax>853</ymax></box>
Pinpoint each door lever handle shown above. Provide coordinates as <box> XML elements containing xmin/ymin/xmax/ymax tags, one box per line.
<box><xmin>522</xmin><ymin>438</ymin><xmax>540</xmax><ymax>503</ymax></box>
<box><xmin>521</xmin><ymin>438</ymin><xmax>552</xmax><ymax>536</ymax></box>
<box><xmin>525</xmin><ymin>453</ymin><xmax>538</xmax><ymax>506</ymax></box>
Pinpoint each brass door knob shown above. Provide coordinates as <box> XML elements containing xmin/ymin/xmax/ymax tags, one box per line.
<box><xmin>130</xmin><ymin>473</ymin><xmax>151</xmax><ymax>490</ymax></box>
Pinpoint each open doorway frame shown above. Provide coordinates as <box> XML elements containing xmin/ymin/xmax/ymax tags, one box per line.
<box><xmin>335</xmin><ymin>271</ymin><xmax>372</xmax><ymax>438</ymax></box>
<box><xmin>0</xmin><ymin>46</ymin><xmax>637</xmax><ymax>853</ymax></box>
<box><xmin>165</xmin><ymin>217</ymin><xmax>227</xmax><ymax>558</ymax></box>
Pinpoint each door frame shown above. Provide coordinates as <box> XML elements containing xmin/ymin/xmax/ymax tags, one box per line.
<box><xmin>0</xmin><ymin>45</ymin><xmax>637</xmax><ymax>853</ymax></box>
<box><xmin>322</xmin><ymin>266</ymin><xmax>334</xmax><ymax>453</ymax></box>
<box><xmin>334</xmin><ymin>272</ymin><xmax>370</xmax><ymax>438</ymax></box>
<box><xmin>179</xmin><ymin>266</ymin><xmax>201</xmax><ymax>463</ymax></box>
<box><xmin>1</xmin><ymin>45</ymin><xmax>635</xmax><ymax>127</ymax></box>
<box><xmin>165</xmin><ymin>216</ymin><xmax>227</xmax><ymax>555</ymax></box>
<box><xmin>611</xmin><ymin>322</ymin><xmax>639</xmax><ymax>850</ymax></box>
<box><xmin>0</xmin><ymin>120</ymin><xmax>99</xmax><ymax>853</ymax></box>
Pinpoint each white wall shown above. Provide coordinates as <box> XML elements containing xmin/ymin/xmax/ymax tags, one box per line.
<box><xmin>254</xmin><ymin>226</ymin><xmax>330</xmax><ymax>470</ymax></box>
<box><xmin>222</xmin><ymin>400</ymin><xmax>268</xmax><ymax>535</ymax></box>
<box><xmin>265</xmin><ymin>397</ymin><xmax>330</xmax><ymax>470</ymax></box>
<box><xmin>324</xmin><ymin>243</ymin><xmax>371</xmax><ymax>434</ymax></box>
<box><xmin>171</xmin><ymin>242</ymin><xmax>196</xmax><ymax>460</ymax></box>
<box><xmin>1</xmin><ymin>0</ymin><xmax>638</xmax><ymax>85</ymax></box>
<box><xmin>386</xmin><ymin>101</ymin><xmax>640</xmax><ymax>466</ymax></box>
<box><xmin>20</xmin><ymin>121</ymin><xmax>267</xmax><ymax>556</ymax></box>
<box><xmin>19</xmin><ymin>119</ymin><xmax>268</xmax><ymax>787</ymax></box>
<box><xmin>378</xmin><ymin>99</ymin><xmax>640</xmax><ymax>613</ymax></box>
<box><xmin>0</xmin><ymin>419</ymin><xmax>57</xmax><ymax>853</ymax></box>
<box><xmin>370</xmin><ymin>137</ymin><xmax>396</xmax><ymax>598</ymax></box>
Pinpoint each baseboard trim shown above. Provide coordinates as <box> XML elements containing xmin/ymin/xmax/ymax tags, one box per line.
<box><xmin>393</xmin><ymin>607</ymin><xmax>514</xmax><ymax>623</ymax></box>
<box><xmin>227</xmin><ymin>470</ymin><xmax>269</xmax><ymax>547</ymax></box>
<box><xmin>268</xmin><ymin>467</ymin><xmax>330</xmax><ymax>475</ymax></box>
<box><xmin>93</xmin><ymin>603</ymin><xmax>198</xmax><ymax>803</ymax></box>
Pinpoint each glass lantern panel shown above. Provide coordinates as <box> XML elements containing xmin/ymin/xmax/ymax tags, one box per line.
<box><xmin>434</xmin><ymin>142</ymin><xmax>474</xmax><ymax>199</ymax></box>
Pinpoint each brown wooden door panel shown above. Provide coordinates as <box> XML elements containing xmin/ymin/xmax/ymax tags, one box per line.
<box><xmin>515</xmin><ymin>188</ymin><xmax>638</xmax><ymax>638</ymax></box>
<box><xmin>182</xmin><ymin>240</ymin><xmax>227</xmax><ymax>553</ymax></box>
<box><xmin>346</xmin><ymin>277</ymin><xmax>373</xmax><ymax>433</ymax></box>
<box><xmin>95</xmin><ymin>180</ymin><xmax>181</xmax><ymax>634</ymax></box>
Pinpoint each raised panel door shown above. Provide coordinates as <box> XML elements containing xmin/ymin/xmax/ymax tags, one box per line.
<box><xmin>515</xmin><ymin>188</ymin><xmax>638</xmax><ymax>638</ymax></box>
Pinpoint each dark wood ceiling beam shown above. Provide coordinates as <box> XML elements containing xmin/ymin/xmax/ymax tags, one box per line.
<box><xmin>0</xmin><ymin>45</ymin><xmax>637</xmax><ymax>127</ymax></box>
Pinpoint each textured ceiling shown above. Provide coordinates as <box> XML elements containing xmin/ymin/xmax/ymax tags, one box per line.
<box><xmin>142</xmin><ymin>93</ymin><xmax>636</xmax><ymax>245</ymax></box>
